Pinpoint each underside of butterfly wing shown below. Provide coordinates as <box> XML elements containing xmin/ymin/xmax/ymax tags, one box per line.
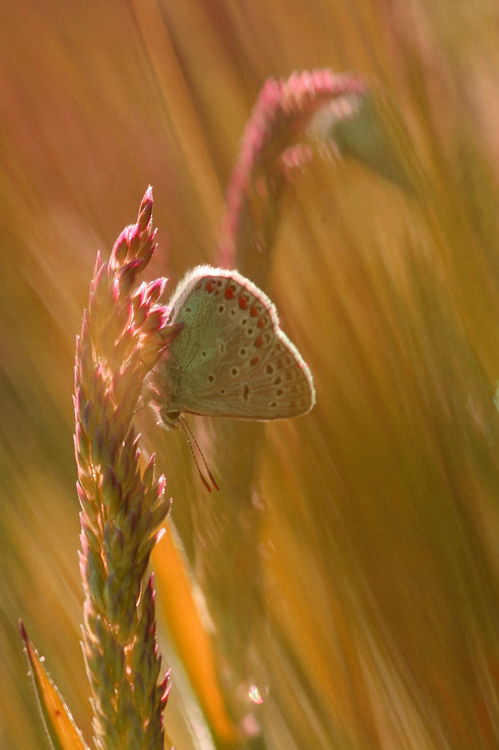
<box><xmin>158</xmin><ymin>266</ymin><xmax>315</xmax><ymax>421</ymax></box>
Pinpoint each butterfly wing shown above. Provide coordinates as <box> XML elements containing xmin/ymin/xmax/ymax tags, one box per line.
<box><xmin>162</xmin><ymin>266</ymin><xmax>315</xmax><ymax>420</ymax></box>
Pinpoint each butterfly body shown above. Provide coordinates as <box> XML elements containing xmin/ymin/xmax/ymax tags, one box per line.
<box><xmin>150</xmin><ymin>266</ymin><xmax>315</xmax><ymax>428</ymax></box>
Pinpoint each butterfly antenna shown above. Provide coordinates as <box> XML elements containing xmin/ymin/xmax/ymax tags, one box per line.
<box><xmin>133</xmin><ymin>395</ymin><xmax>148</xmax><ymax>415</ymax></box>
<box><xmin>178</xmin><ymin>416</ymin><xmax>219</xmax><ymax>492</ymax></box>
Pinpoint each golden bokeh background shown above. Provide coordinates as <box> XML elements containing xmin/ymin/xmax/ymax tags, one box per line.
<box><xmin>2</xmin><ymin>1</ymin><xmax>499</xmax><ymax>748</ymax></box>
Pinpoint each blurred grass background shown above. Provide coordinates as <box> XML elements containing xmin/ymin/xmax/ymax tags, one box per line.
<box><xmin>2</xmin><ymin>0</ymin><xmax>499</xmax><ymax>748</ymax></box>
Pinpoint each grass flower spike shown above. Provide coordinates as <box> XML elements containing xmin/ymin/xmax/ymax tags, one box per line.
<box><xmin>74</xmin><ymin>188</ymin><xmax>180</xmax><ymax>749</ymax></box>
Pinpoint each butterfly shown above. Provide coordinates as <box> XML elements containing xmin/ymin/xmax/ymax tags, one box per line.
<box><xmin>148</xmin><ymin>266</ymin><xmax>315</xmax><ymax>429</ymax></box>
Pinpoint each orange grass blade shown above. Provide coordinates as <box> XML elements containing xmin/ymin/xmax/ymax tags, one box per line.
<box><xmin>19</xmin><ymin>621</ymin><xmax>90</xmax><ymax>750</ymax></box>
<box><xmin>152</xmin><ymin>526</ymin><xmax>237</xmax><ymax>746</ymax></box>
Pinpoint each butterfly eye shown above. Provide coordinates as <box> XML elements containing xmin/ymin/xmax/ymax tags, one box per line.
<box><xmin>166</xmin><ymin>409</ymin><xmax>180</xmax><ymax>422</ymax></box>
